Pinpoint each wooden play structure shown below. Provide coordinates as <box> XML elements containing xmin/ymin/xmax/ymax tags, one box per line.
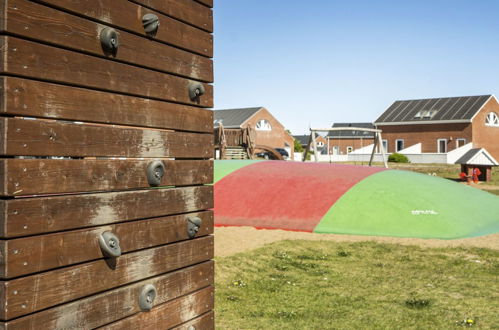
<box><xmin>215</xmin><ymin>124</ymin><xmax>255</xmax><ymax>159</ymax></box>
<box><xmin>303</xmin><ymin>127</ymin><xmax>388</xmax><ymax>168</ymax></box>
<box><xmin>215</xmin><ymin>125</ymin><xmax>283</xmax><ymax>160</ymax></box>
<box><xmin>0</xmin><ymin>0</ymin><xmax>214</xmax><ymax>328</ymax></box>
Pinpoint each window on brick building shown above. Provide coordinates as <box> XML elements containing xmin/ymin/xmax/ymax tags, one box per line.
<box><xmin>456</xmin><ymin>138</ymin><xmax>466</xmax><ymax>148</ymax></box>
<box><xmin>395</xmin><ymin>139</ymin><xmax>404</xmax><ymax>152</ymax></box>
<box><xmin>346</xmin><ymin>146</ymin><xmax>353</xmax><ymax>153</ymax></box>
<box><xmin>485</xmin><ymin>112</ymin><xmax>499</xmax><ymax>127</ymax></box>
<box><xmin>255</xmin><ymin>119</ymin><xmax>271</xmax><ymax>131</ymax></box>
<box><xmin>376</xmin><ymin>140</ymin><xmax>388</xmax><ymax>153</ymax></box>
<box><xmin>437</xmin><ymin>139</ymin><xmax>447</xmax><ymax>153</ymax></box>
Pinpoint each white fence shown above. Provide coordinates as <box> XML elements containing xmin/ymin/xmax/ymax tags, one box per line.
<box><xmin>292</xmin><ymin>142</ymin><xmax>474</xmax><ymax>164</ymax></box>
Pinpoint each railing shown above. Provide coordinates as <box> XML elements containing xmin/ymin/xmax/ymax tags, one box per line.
<box><xmin>214</xmin><ymin>126</ymin><xmax>256</xmax><ymax>159</ymax></box>
<box><xmin>214</xmin><ymin>128</ymin><xmax>243</xmax><ymax>147</ymax></box>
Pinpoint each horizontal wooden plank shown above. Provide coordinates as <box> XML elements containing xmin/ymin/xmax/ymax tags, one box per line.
<box><xmin>1</xmin><ymin>210</ymin><xmax>213</xmax><ymax>278</ymax></box>
<box><xmin>0</xmin><ymin>77</ymin><xmax>213</xmax><ymax>132</ymax></box>
<box><xmin>33</xmin><ymin>0</ymin><xmax>213</xmax><ymax>57</ymax></box>
<box><xmin>100</xmin><ymin>286</ymin><xmax>214</xmax><ymax>330</ymax></box>
<box><xmin>1</xmin><ymin>37</ymin><xmax>213</xmax><ymax>107</ymax></box>
<box><xmin>130</xmin><ymin>0</ymin><xmax>213</xmax><ymax>32</ymax></box>
<box><xmin>0</xmin><ymin>117</ymin><xmax>213</xmax><ymax>158</ymax></box>
<box><xmin>2</xmin><ymin>0</ymin><xmax>213</xmax><ymax>82</ymax></box>
<box><xmin>171</xmin><ymin>311</ymin><xmax>215</xmax><ymax>330</ymax></box>
<box><xmin>0</xmin><ymin>235</ymin><xmax>214</xmax><ymax>320</ymax></box>
<box><xmin>195</xmin><ymin>0</ymin><xmax>213</xmax><ymax>8</ymax></box>
<box><xmin>0</xmin><ymin>261</ymin><xmax>214</xmax><ymax>329</ymax></box>
<box><xmin>0</xmin><ymin>159</ymin><xmax>213</xmax><ymax>196</ymax></box>
<box><xmin>0</xmin><ymin>185</ymin><xmax>213</xmax><ymax>238</ymax></box>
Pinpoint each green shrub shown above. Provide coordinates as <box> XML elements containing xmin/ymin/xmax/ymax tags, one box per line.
<box><xmin>388</xmin><ymin>153</ymin><xmax>409</xmax><ymax>163</ymax></box>
<box><xmin>293</xmin><ymin>139</ymin><xmax>303</xmax><ymax>152</ymax></box>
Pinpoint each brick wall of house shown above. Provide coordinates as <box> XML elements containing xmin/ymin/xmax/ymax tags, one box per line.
<box><xmin>471</xmin><ymin>97</ymin><xmax>499</xmax><ymax>161</ymax></box>
<box><xmin>327</xmin><ymin>137</ymin><xmax>375</xmax><ymax>154</ymax></box>
<box><xmin>377</xmin><ymin>123</ymin><xmax>472</xmax><ymax>153</ymax></box>
<box><xmin>242</xmin><ymin>107</ymin><xmax>294</xmax><ymax>151</ymax></box>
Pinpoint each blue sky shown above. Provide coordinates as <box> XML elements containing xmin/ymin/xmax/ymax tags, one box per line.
<box><xmin>213</xmin><ymin>0</ymin><xmax>499</xmax><ymax>135</ymax></box>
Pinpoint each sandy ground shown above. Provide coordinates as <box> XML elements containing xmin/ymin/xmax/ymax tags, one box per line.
<box><xmin>214</xmin><ymin>226</ymin><xmax>499</xmax><ymax>257</ymax></box>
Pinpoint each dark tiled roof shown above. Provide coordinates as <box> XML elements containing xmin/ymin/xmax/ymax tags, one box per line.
<box><xmin>293</xmin><ymin>135</ymin><xmax>309</xmax><ymax>145</ymax></box>
<box><xmin>456</xmin><ymin>149</ymin><xmax>482</xmax><ymax>164</ymax></box>
<box><xmin>327</xmin><ymin>123</ymin><xmax>375</xmax><ymax>138</ymax></box>
<box><xmin>375</xmin><ymin>95</ymin><xmax>492</xmax><ymax>124</ymax></box>
<box><xmin>455</xmin><ymin>148</ymin><xmax>498</xmax><ymax>165</ymax></box>
<box><xmin>293</xmin><ymin>133</ymin><xmax>322</xmax><ymax>145</ymax></box>
<box><xmin>213</xmin><ymin>107</ymin><xmax>262</xmax><ymax>128</ymax></box>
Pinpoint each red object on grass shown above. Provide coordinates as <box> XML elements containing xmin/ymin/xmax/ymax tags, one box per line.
<box><xmin>472</xmin><ymin>167</ymin><xmax>481</xmax><ymax>183</ymax></box>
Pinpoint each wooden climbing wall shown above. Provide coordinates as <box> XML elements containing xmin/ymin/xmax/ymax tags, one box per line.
<box><xmin>0</xmin><ymin>0</ymin><xmax>214</xmax><ymax>328</ymax></box>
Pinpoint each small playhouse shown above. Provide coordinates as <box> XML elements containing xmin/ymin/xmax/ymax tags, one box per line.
<box><xmin>456</xmin><ymin>148</ymin><xmax>499</xmax><ymax>182</ymax></box>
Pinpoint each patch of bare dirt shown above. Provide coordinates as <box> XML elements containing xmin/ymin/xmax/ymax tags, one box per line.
<box><xmin>214</xmin><ymin>226</ymin><xmax>499</xmax><ymax>257</ymax></box>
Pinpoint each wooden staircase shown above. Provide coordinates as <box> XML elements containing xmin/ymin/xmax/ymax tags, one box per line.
<box><xmin>224</xmin><ymin>147</ymin><xmax>249</xmax><ymax>159</ymax></box>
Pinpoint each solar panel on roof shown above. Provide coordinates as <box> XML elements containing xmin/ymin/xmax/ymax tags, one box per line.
<box><xmin>376</xmin><ymin>95</ymin><xmax>492</xmax><ymax>123</ymax></box>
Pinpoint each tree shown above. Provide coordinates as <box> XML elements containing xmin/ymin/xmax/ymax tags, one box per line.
<box><xmin>294</xmin><ymin>139</ymin><xmax>304</xmax><ymax>152</ymax></box>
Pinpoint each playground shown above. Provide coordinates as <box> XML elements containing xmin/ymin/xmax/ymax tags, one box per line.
<box><xmin>214</xmin><ymin>160</ymin><xmax>499</xmax><ymax>239</ymax></box>
<box><xmin>214</xmin><ymin>160</ymin><xmax>499</xmax><ymax>328</ymax></box>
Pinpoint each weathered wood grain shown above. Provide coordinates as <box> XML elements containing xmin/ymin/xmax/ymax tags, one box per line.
<box><xmin>1</xmin><ymin>210</ymin><xmax>213</xmax><ymax>278</ymax></box>
<box><xmin>0</xmin><ymin>117</ymin><xmax>213</xmax><ymax>158</ymax></box>
<box><xmin>0</xmin><ymin>37</ymin><xmax>213</xmax><ymax>107</ymax></box>
<box><xmin>0</xmin><ymin>262</ymin><xmax>214</xmax><ymax>329</ymax></box>
<box><xmin>32</xmin><ymin>0</ymin><xmax>213</xmax><ymax>56</ymax></box>
<box><xmin>0</xmin><ymin>185</ymin><xmax>213</xmax><ymax>238</ymax></box>
<box><xmin>171</xmin><ymin>311</ymin><xmax>215</xmax><ymax>330</ymax></box>
<box><xmin>0</xmin><ymin>77</ymin><xmax>213</xmax><ymax>132</ymax></box>
<box><xmin>194</xmin><ymin>0</ymin><xmax>214</xmax><ymax>8</ymax></box>
<box><xmin>100</xmin><ymin>286</ymin><xmax>214</xmax><ymax>330</ymax></box>
<box><xmin>1</xmin><ymin>1</ymin><xmax>213</xmax><ymax>82</ymax></box>
<box><xmin>130</xmin><ymin>0</ymin><xmax>213</xmax><ymax>32</ymax></box>
<box><xmin>0</xmin><ymin>159</ymin><xmax>213</xmax><ymax>196</ymax></box>
<box><xmin>0</xmin><ymin>235</ymin><xmax>214</xmax><ymax>320</ymax></box>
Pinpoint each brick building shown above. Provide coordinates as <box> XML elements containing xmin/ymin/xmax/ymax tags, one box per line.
<box><xmin>375</xmin><ymin>95</ymin><xmax>499</xmax><ymax>161</ymax></box>
<box><xmin>214</xmin><ymin>107</ymin><xmax>294</xmax><ymax>156</ymax></box>
<box><xmin>326</xmin><ymin>123</ymin><xmax>376</xmax><ymax>155</ymax></box>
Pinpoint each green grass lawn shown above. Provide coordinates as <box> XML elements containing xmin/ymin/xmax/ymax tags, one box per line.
<box><xmin>216</xmin><ymin>240</ymin><xmax>499</xmax><ymax>329</ymax></box>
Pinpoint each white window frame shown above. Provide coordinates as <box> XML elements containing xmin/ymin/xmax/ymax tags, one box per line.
<box><xmin>346</xmin><ymin>146</ymin><xmax>353</xmax><ymax>154</ymax></box>
<box><xmin>332</xmin><ymin>146</ymin><xmax>340</xmax><ymax>155</ymax></box>
<box><xmin>485</xmin><ymin>112</ymin><xmax>499</xmax><ymax>127</ymax></box>
<box><xmin>317</xmin><ymin>141</ymin><xmax>324</xmax><ymax>147</ymax></box>
<box><xmin>456</xmin><ymin>138</ymin><xmax>466</xmax><ymax>148</ymax></box>
<box><xmin>255</xmin><ymin>119</ymin><xmax>272</xmax><ymax>131</ymax></box>
<box><xmin>376</xmin><ymin>140</ymin><xmax>388</xmax><ymax>154</ymax></box>
<box><xmin>437</xmin><ymin>139</ymin><xmax>448</xmax><ymax>153</ymax></box>
<box><xmin>395</xmin><ymin>139</ymin><xmax>404</xmax><ymax>152</ymax></box>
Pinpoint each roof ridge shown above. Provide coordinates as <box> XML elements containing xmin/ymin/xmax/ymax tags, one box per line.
<box><xmin>214</xmin><ymin>107</ymin><xmax>263</xmax><ymax>112</ymax></box>
<box><xmin>393</xmin><ymin>94</ymin><xmax>492</xmax><ymax>103</ymax></box>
